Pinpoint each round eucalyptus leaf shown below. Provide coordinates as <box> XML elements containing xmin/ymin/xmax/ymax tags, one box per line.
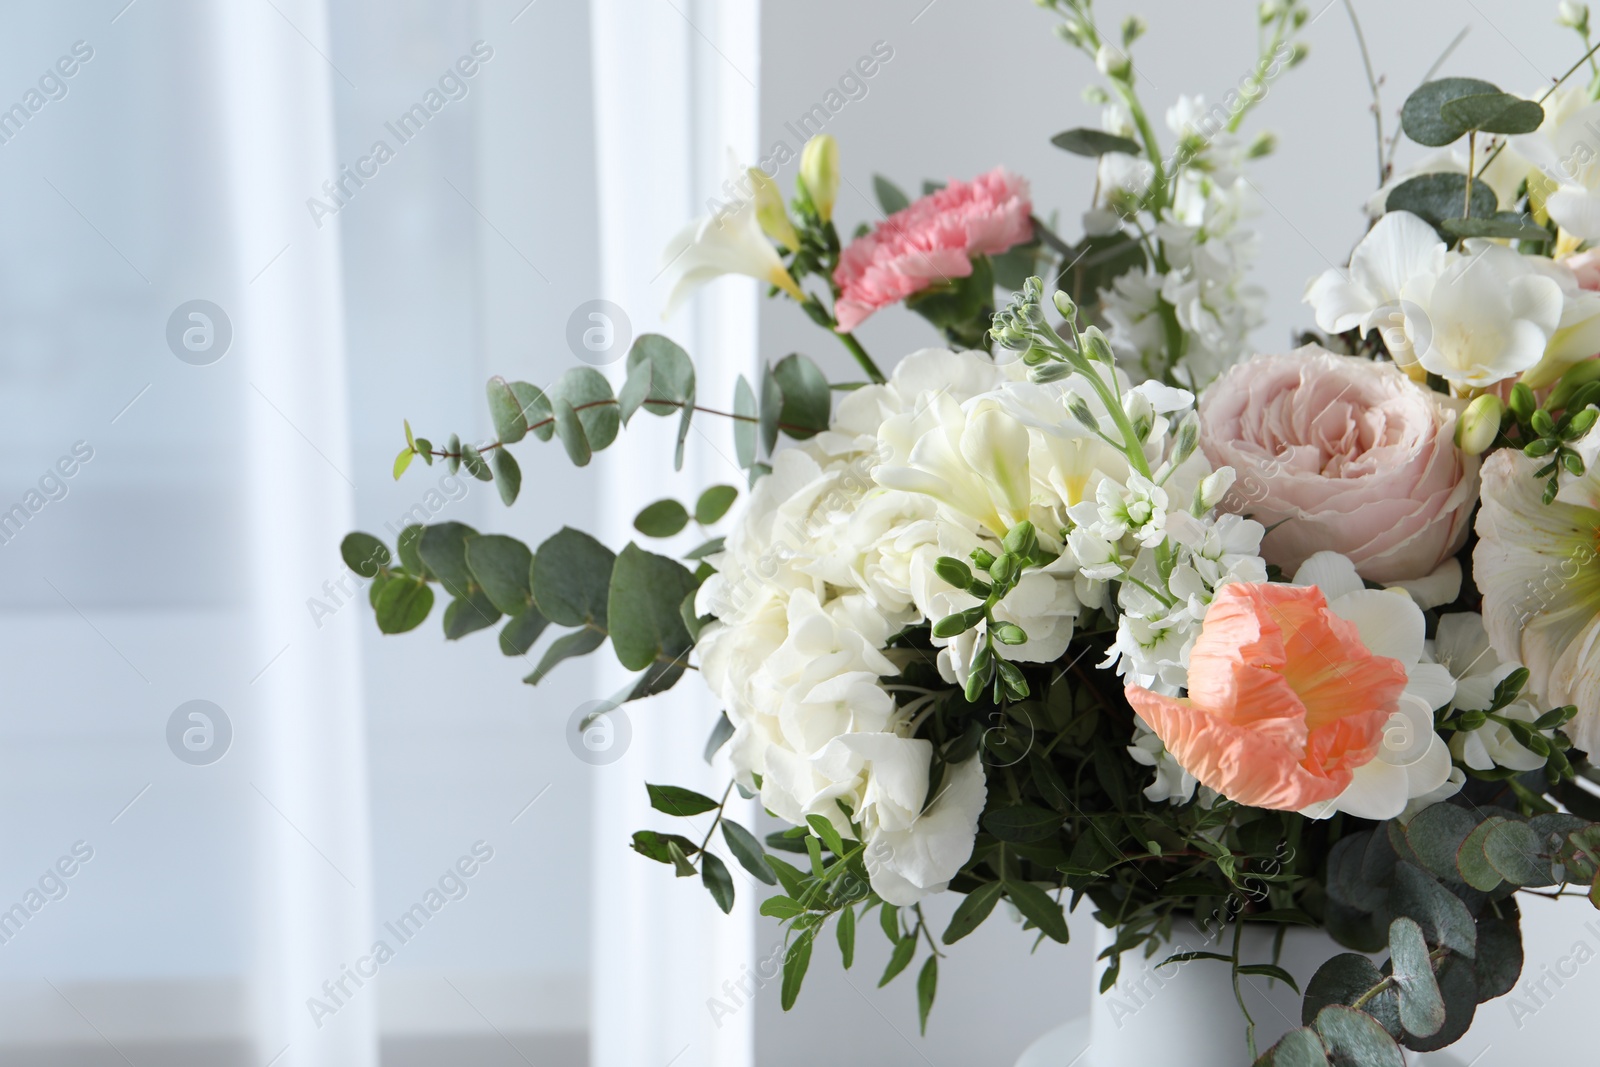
<box><xmin>634</xmin><ymin>498</ymin><xmax>690</xmax><ymax>537</ymax></box>
<box><xmin>1400</xmin><ymin>77</ymin><xmax>1501</xmax><ymax>146</ymax></box>
<box><xmin>1050</xmin><ymin>127</ymin><xmax>1143</xmax><ymax>157</ymax></box>
<box><xmin>1437</xmin><ymin>92</ymin><xmax>1544</xmax><ymax>136</ymax></box>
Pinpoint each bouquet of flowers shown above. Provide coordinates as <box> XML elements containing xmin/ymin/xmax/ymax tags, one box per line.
<box><xmin>342</xmin><ymin>0</ymin><xmax>1600</xmax><ymax>1060</ymax></box>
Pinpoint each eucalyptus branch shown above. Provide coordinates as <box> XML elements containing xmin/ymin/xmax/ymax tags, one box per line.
<box><xmin>1476</xmin><ymin>35</ymin><xmax>1600</xmax><ymax>180</ymax></box>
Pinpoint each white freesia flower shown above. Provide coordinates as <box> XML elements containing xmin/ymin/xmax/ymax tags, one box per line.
<box><xmin>1512</xmin><ymin>90</ymin><xmax>1600</xmax><ymax>241</ymax></box>
<box><xmin>1433</xmin><ymin>613</ymin><xmax>1550</xmax><ymax>773</ymax></box>
<box><xmin>1474</xmin><ymin>437</ymin><xmax>1600</xmax><ymax>755</ymax></box>
<box><xmin>1402</xmin><ymin>241</ymin><xmax>1564</xmax><ymax>387</ymax></box>
<box><xmin>1303</xmin><ymin>210</ymin><xmax>1446</xmax><ymax>366</ymax></box>
<box><xmin>1291</xmin><ymin>553</ymin><xmax>1459</xmax><ymax>821</ymax></box>
<box><xmin>1518</xmin><ymin>254</ymin><xmax>1600</xmax><ymax>388</ymax></box>
<box><xmin>662</xmin><ymin>154</ymin><xmax>805</xmax><ymax>318</ymax></box>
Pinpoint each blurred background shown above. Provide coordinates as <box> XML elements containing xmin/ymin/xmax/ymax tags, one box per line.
<box><xmin>0</xmin><ymin>0</ymin><xmax>1594</xmax><ymax>1064</ymax></box>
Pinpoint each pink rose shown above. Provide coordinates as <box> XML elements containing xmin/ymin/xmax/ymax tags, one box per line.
<box><xmin>1560</xmin><ymin>248</ymin><xmax>1600</xmax><ymax>291</ymax></box>
<box><xmin>832</xmin><ymin>167</ymin><xmax>1032</xmax><ymax>332</ymax></box>
<box><xmin>1199</xmin><ymin>346</ymin><xmax>1479</xmax><ymax>584</ymax></box>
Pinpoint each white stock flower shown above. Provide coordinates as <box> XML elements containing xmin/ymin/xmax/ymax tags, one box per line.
<box><xmin>1290</xmin><ymin>553</ymin><xmax>1459</xmax><ymax>821</ymax></box>
<box><xmin>1433</xmin><ymin>613</ymin><xmax>1549</xmax><ymax>773</ymax></box>
<box><xmin>1128</xmin><ymin>718</ymin><xmax>1199</xmax><ymax>804</ymax></box>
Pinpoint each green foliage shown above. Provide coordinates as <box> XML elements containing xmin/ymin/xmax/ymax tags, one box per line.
<box><xmin>872</xmin><ymin>174</ymin><xmax>910</xmax><ymax>214</ymax></box>
<box><xmin>694</xmin><ymin>485</ymin><xmax>739</xmax><ymax>525</ymax></box>
<box><xmin>1399</xmin><ymin>77</ymin><xmax>1501</xmax><ymax>146</ymax></box>
<box><xmin>1050</xmin><ymin>127</ymin><xmax>1142</xmax><ymax>157</ymax></box>
<box><xmin>634</xmin><ymin>499</ymin><xmax>690</xmax><ymax>537</ymax></box>
<box><xmin>1385</xmin><ymin>173</ymin><xmax>1497</xmax><ymax>227</ymax></box>
<box><xmin>608</xmin><ymin>544</ymin><xmax>698</xmax><ymax>671</ymax></box>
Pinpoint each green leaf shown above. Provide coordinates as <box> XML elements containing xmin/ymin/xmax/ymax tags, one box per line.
<box><xmin>880</xmin><ymin>902</ymin><xmax>900</xmax><ymax>942</ymax></box>
<box><xmin>982</xmin><ymin>805</ymin><xmax>1061</xmax><ymax>844</ymax></box>
<box><xmin>719</xmin><ymin>819</ymin><xmax>776</xmax><ymax>885</ymax></box>
<box><xmin>413</xmin><ymin>438</ymin><xmax>432</xmax><ymax>464</ymax></box>
<box><xmin>1238</xmin><ymin>963</ymin><xmax>1300</xmax><ymax>993</ymax></box>
<box><xmin>374</xmin><ymin>577</ymin><xmax>434</xmax><ymax>634</ymax></box>
<box><xmin>1402</xmin><ymin>955</ymin><xmax>1479</xmax><ymax>1052</ymax></box>
<box><xmin>781</xmin><ymin>932</ymin><xmax>814</xmax><ymax>1010</ymax></box>
<box><xmin>1391</xmin><ymin>862</ymin><xmax>1477</xmax><ymax>959</ymax></box>
<box><xmin>442</xmin><ymin>588</ymin><xmax>501</xmax><ymax>639</ymax></box>
<box><xmin>634</xmin><ymin>499</ymin><xmax>690</xmax><ymax>538</ymax></box>
<box><xmin>445</xmin><ymin>434</ymin><xmax>462</xmax><ymax>473</ymax></box>
<box><xmin>1484</xmin><ymin>820</ymin><xmax>1557</xmax><ymax>886</ymax></box>
<box><xmin>1003</xmin><ymin>880</ymin><xmax>1070</xmax><ymax>944</ymax></box>
<box><xmin>1456</xmin><ymin>816</ymin><xmax>1507</xmax><ymax>892</ymax></box>
<box><xmin>397</xmin><ymin>524</ymin><xmax>427</xmax><ymax>575</ymax></box>
<box><xmin>907</xmin><ymin>255</ymin><xmax>994</xmax><ymax>334</ymax></box>
<box><xmin>667</xmin><ymin>840</ymin><xmax>697</xmax><ymax>878</ymax></box>
<box><xmin>916</xmin><ymin>954</ymin><xmax>938</xmax><ymax>1035</ymax></box>
<box><xmin>1385</xmin><ymin>173</ymin><xmax>1498</xmax><ymax>225</ymax></box>
<box><xmin>460</xmin><ymin>443</ymin><xmax>493</xmax><ymax>481</ymax></box>
<box><xmin>418</xmin><ymin>522</ymin><xmax>480</xmax><ymax>599</ymax></box>
<box><xmin>510</xmin><ymin>381</ymin><xmax>553</xmax><ymax>441</ymax></box>
<box><xmin>733</xmin><ymin>375</ymin><xmax>758</xmax><ymax>467</ymax></box>
<box><xmin>522</xmin><ymin>626</ymin><xmax>605</xmax><ymax>685</ymax></box>
<box><xmin>340</xmin><ymin>532</ymin><xmax>391</xmax><ymax>578</ymax></box>
<box><xmin>619</xmin><ymin>334</ymin><xmax>695</xmax><ymax>423</ymax></box>
<box><xmin>630</xmin><ymin>829</ymin><xmax>697</xmax><ymax>864</ymax></box>
<box><xmin>646</xmin><ymin>783</ymin><xmax>720</xmax><ymax>817</ymax></box>
<box><xmin>465</xmin><ymin>534</ymin><xmax>533</xmax><ymax>616</ymax></box>
<box><xmin>1050</xmin><ymin>127</ymin><xmax>1143</xmax><ymax>157</ymax></box>
<box><xmin>492</xmin><ymin>448</ymin><xmax>521</xmax><ymax>505</ymax></box>
<box><xmin>1269</xmin><ymin>1028</ymin><xmax>1331</xmax><ymax>1067</ymax></box>
<box><xmin>1401</xmin><ymin>77</ymin><xmax>1502</xmax><ymax>146</ymax></box>
<box><xmin>498</xmin><ymin>608</ymin><xmax>548</xmax><ymax>656</ymax></box>
<box><xmin>548</xmin><ymin>367</ymin><xmax>620</xmax><ymax>462</ymax></box>
<box><xmin>674</xmin><ymin>385</ymin><xmax>694</xmax><ymax>471</ymax></box>
<box><xmin>1313</xmin><ymin>1005</ymin><xmax>1404</xmax><ymax>1067</ymax></box>
<box><xmin>942</xmin><ymin>882</ymin><xmax>1004</xmax><ymax>945</ymax></box>
<box><xmin>771</xmin><ymin>353</ymin><xmax>831</xmax><ymax>440</ymax></box>
<box><xmin>837</xmin><ymin>904</ymin><xmax>856</xmax><ymax>969</ymax></box>
<box><xmin>532</xmin><ymin>527</ymin><xmax>615</xmax><ymax>627</ymax></box>
<box><xmin>393</xmin><ymin>445</ymin><xmax>415</xmax><ymax>480</ymax></box>
<box><xmin>685</xmin><ymin>537</ymin><xmax>725</xmax><ymax>561</ymax></box>
<box><xmin>703</xmin><ymin>711</ymin><xmax>735</xmax><ymax>762</ymax></box>
<box><xmin>806</xmin><ymin>814</ymin><xmax>847</xmax><ymax>856</ymax></box>
<box><xmin>760</xmin><ymin>896</ymin><xmax>806</xmax><ymax>920</ymax></box>
<box><xmin>486</xmin><ymin>376</ymin><xmax>529</xmax><ymax>444</ymax></box>
<box><xmin>1439</xmin><ymin>213</ymin><xmax>1551</xmax><ymax>243</ymax></box>
<box><xmin>1388</xmin><ymin>917</ymin><xmax>1445</xmax><ymax>1039</ymax></box>
<box><xmin>1302</xmin><ymin>954</ymin><xmax>1398</xmax><ymax>1035</ymax></box>
<box><xmin>607</xmin><ymin>543</ymin><xmax>699</xmax><ymax>672</ymax></box>
<box><xmin>1404</xmin><ymin>802</ymin><xmax>1476</xmax><ymax>883</ymax></box>
<box><xmin>695</xmin><ymin>485</ymin><xmax>739</xmax><ymax>525</ymax></box>
<box><xmin>1054</xmin><ymin>231</ymin><xmax>1146</xmax><ymax>309</ymax></box>
<box><xmin>1474</xmin><ymin>911</ymin><xmax>1522</xmax><ymax>1001</ymax></box>
<box><xmin>701</xmin><ymin>851</ymin><xmax>735</xmax><ymax>914</ymax></box>
<box><xmin>767</xmin><ymin>855</ymin><xmax>807</xmax><ymax>900</ymax></box>
<box><xmin>873</xmin><ymin>174</ymin><xmax>910</xmax><ymax>214</ymax></box>
<box><xmin>1438</xmin><ymin>92</ymin><xmax>1544</xmax><ymax>135</ymax></box>
<box><xmin>879</xmin><ymin>936</ymin><xmax>915</xmax><ymax>987</ymax></box>
<box><xmin>404</xmin><ymin>419</ymin><xmax>416</xmax><ymax>450</ymax></box>
<box><xmin>612</xmin><ymin>659</ymin><xmax>686</xmax><ymax>703</ymax></box>
<box><xmin>758</xmin><ymin>363</ymin><xmax>784</xmax><ymax>454</ymax></box>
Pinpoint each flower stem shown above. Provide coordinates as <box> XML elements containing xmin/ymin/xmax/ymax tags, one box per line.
<box><xmin>837</xmin><ymin>330</ymin><xmax>887</xmax><ymax>384</ymax></box>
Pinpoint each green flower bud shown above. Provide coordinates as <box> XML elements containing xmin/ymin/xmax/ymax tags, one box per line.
<box><xmin>1509</xmin><ymin>381</ymin><xmax>1537</xmax><ymax>422</ymax></box>
<box><xmin>993</xmin><ymin>622</ymin><xmax>1029</xmax><ymax>645</ymax></box>
<box><xmin>1532</xmin><ymin>409</ymin><xmax>1557</xmax><ymax>437</ymax></box>
<box><xmin>1030</xmin><ymin>362</ymin><xmax>1074</xmax><ymax>384</ymax></box>
<box><xmin>1173</xmin><ymin>412</ymin><xmax>1201</xmax><ymax>464</ymax></box>
<box><xmin>1565</xmin><ymin>406</ymin><xmax>1599</xmax><ymax>439</ymax></box>
<box><xmin>748</xmin><ymin>167</ymin><xmax>800</xmax><ymax>251</ymax></box>
<box><xmin>989</xmin><ymin>554</ymin><xmax>1016</xmax><ymax>585</ymax></box>
<box><xmin>1455</xmin><ymin>393</ymin><xmax>1504</xmax><ymax>455</ymax></box>
<box><xmin>1121</xmin><ymin>14</ymin><xmax>1146</xmax><ymax>45</ymax></box>
<box><xmin>799</xmin><ymin>134</ymin><xmax>839</xmax><ymax>223</ymax></box>
<box><xmin>1559</xmin><ymin>0</ymin><xmax>1590</xmax><ymax>32</ymax></box>
<box><xmin>1067</xmin><ymin>394</ymin><xmax>1099</xmax><ymax>432</ymax></box>
<box><xmin>1456</xmin><ymin>709</ymin><xmax>1488</xmax><ymax>732</ymax></box>
<box><xmin>970</xmin><ymin>547</ymin><xmax>996</xmax><ymax>570</ymax></box>
<box><xmin>1003</xmin><ymin>520</ymin><xmax>1038</xmax><ymax>559</ymax></box>
<box><xmin>1053</xmin><ymin>289</ymin><xmax>1078</xmax><ymax>321</ymax></box>
<box><xmin>934</xmin><ymin>555</ymin><xmax>974</xmax><ymax>589</ymax></box>
<box><xmin>1246</xmin><ymin>131</ymin><xmax>1277</xmax><ymax>159</ymax></box>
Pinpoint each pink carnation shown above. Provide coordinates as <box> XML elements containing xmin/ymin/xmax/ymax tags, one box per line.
<box><xmin>832</xmin><ymin>168</ymin><xmax>1033</xmax><ymax>333</ymax></box>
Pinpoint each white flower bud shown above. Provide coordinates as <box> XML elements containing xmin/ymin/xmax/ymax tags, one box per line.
<box><xmin>1195</xmin><ymin>467</ymin><xmax>1237</xmax><ymax>514</ymax></box>
<box><xmin>1095</xmin><ymin>43</ymin><xmax>1132</xmax><ymax>81</ymax></box>
<box><xmin>1053</xmin><ymin>289</ymin><xmax>1078</xmax><ymax>321</ymax></box>
<box><xmin>1558</xmin><ymin>0</ymin><xmax>1590</xmax><ymax>31</ymax></box>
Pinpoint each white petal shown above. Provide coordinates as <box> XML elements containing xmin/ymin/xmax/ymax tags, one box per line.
<box><xmin>1387</xmin><ymin>558</ymin><xmax>1462</xmax><ymax>611</ymax></box>
<box><xmin>1329</xmin><ymin>588</ymin><xmax>1426</xmax><ymax>667</ymax></box>
<box><xmin>1403</xmin><ymin>662</ymin><xmax>1458</xmax><ymax>713</ymax></box>
<box><xmin>1292</xmin><ymin>550</ymin><xmax>1364</xmax><ymax>601</ymax></box>
<box><xmin>1334</xmin><ymin>758</ymin><xmax>1411</xmax><ymax>821</ymax></box>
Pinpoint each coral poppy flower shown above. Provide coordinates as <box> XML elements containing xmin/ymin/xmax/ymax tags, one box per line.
<box><xmin>1125</xmin><ymin>580</ymin><xmax>1406</xmax><ymax>811</ymax></box>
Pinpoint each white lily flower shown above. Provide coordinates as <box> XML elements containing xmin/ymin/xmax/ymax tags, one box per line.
<box><xmin>1474</xmin><ymin>439</ymin><xmax>1600</xmax><ymax>755</ymax></box>
<box><xmin>1519</xmin><ymin>254</ymin><xmax>1600</xmax><ymax>388</ymax></box>
<box><xmin>1401</xmin><ymin>241</ymin><xmax>1564</xmax><ymax>387</ymax></box>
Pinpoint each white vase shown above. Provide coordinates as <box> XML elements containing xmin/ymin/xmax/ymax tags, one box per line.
<box><xmin>1015</xmin><ymin>919</ymin><xmax>1468</xmax><ymax>1067</ymax></box>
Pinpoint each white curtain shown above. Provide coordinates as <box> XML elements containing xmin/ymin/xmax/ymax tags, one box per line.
<box><xmin>218</xmin><ymin>1</ymin><xmax>378</xmax><ymax>1064</ymax></box>
<box><xmin>589</xmin><ymin>1</ymin><xmax>761</xmax><ymax>1065</ymax></box>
